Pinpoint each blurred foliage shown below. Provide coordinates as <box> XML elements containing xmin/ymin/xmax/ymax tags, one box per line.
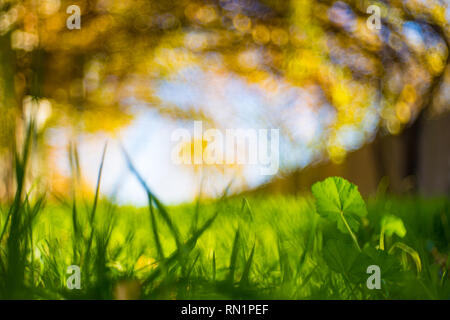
<box><xmin>0</xmin><ymin>0</ymin><xmax>449</xmax><ymax>183</ymax></box>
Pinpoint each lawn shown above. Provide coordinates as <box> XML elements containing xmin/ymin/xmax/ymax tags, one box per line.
<box><xmin>1</xmin><ymin>175</ymin><xmax>449</xmax><ymax>299</ymax></box>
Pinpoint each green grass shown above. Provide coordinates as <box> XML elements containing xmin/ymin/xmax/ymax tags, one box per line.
<box><xmin>1</xmin><ymin>190</ymin><xmax>449</xmax><ymax>299</ymax></box>
<box><xmin>0</xmin><ymin>125</ymin><xmax>449</xmax><ymax>299</ymax></box>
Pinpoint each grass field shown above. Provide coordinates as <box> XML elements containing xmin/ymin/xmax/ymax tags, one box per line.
<box><xmin>1</xmin><ymin>183</ymin><xmax>449</xmax><ymax>299</ymax></box>
<box><xmin>0</xmin><ymin>132</ymin><xmax>449</xmax><ymax>300</ymax></box>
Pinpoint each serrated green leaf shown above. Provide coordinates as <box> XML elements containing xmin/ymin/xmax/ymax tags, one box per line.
<box><xmin>312</xmin><ymin>177</ymin><xmax>367</xmax><ymax>234</ymax></box>
<box><xmin>323</xmin><ymin>238</ymin><xmax>369</xmax><ymax>284</ymax></box>
<box><xmin>323</xmin><ymin>239</ymin><xmax>360</xmax><ymax>275</ymax></box>
<box><xmin>362</xmin><ymin>246</ymin><xmax>405</xmax><ymax>284</ymax></box>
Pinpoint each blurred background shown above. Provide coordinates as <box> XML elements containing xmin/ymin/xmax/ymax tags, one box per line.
<box><xmin>0</xmin><ymin>0</ymin><xmax>449</xmax><ymax>205</ymax></box>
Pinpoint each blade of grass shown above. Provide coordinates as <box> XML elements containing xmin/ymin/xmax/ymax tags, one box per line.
<box><xmin>149</xmin><ymin>196</ymin><xmax>165</xmax><ymax>261</ymax></box>
<box><xmin>239</xmin><ymin>243</ymin><xmax>255</xmax><ymax>286</ymax></box>
<box><xmin>84</xmin><ymin>142</ymin><xmax>108</xmax><ymax>278</ymax></box>
<box><xmin>122</xmin><ymin>145</ymin><xmax>182</xmax><ymax>249</ymax></box>
<box><xmin>226</xmin><ymin>229</ymin><xmax>240</xmax><ymax>285</ymax></box>
<box><xmin>90</xmin><ymin>142</ymin><xmax>107</xmax><ymax>223</ymax></box>
<box><xmin>142</xmin><ymin>212</ymin><xmax>218</xmax><ymax>287</ymax></box>
<box><xmin>212</xmin><ymin>251</ymin><xmax>216</xmax><ymax>282</ymax></box>
<box><xmin>241</xmin><ymin>198</ymin><xmax>254</xmax><ymax>221</ymax></box>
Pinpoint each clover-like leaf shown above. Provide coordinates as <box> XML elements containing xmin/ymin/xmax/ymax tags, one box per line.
<box><xmin>323</xmin><ymin>239</ymin><xmax>404</xmax><ymax>285</ymax></box>
<box><xmin>322</xmin><ymin>238</ymin><xmax>365</xmax><ymax>283</ymax></box>
<box><xmin>312</xmin><ymin>177</ymin><xmax>367</xmax><ymax>234</ymax></box>
<box><xmin>362</xmin><ymin>246</ymin><xmax>404</xmax><ymax>282</ymax></box>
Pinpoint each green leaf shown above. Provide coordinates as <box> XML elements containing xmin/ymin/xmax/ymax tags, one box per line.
<box><xmin>323</xmin><ymin>238</ymin><xmax>363</xmax><ymax>282</ymax></box>
<box><xmin>312</xmin><ymin>177</ymin><xmax>367</xmax><ymax>234</ymax></box>
<box><xmin>381</xmin><ymin>215</ymin><xmax>406</xmax><ymax>238</ymax></box>
<box><xmin>364</xmin><ymin>246</ymin><xmax>401</xmax><ymax>272</ymax></box>
<box><xmin>324</xmin><ymin>240</ymin><xmax>405</xmax><ymax>286</ymax></box>
<box><xmin>362</xmin><ymin>246</ymin><xmax>405</xmax><ymax>286</ymax></box>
